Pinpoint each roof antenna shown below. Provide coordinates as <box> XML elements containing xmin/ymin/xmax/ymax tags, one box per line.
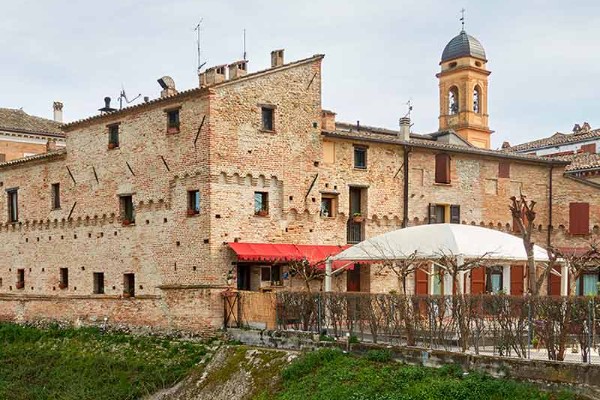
<box><xmin>460</xmin><ymin>8</ymin><xmax>466</xmax><ymax>31</ymax></box>
<box><xmin>194</xmin><ymin>19</ymin><xmax>207</xmax><ymax>72</ymax></box>
<box><xmin>243</xmin><ymin>28</ymin><xmax>247</xmax><ymax>61</ymax></box>
<box><xmin>116</xmin><ymin>84</ymin><xmax>141</xmax><ymax>110</ymax></box>
<box><xmin>404</xmin><ymin>99</ymin><xmax>413</xmax><ymax>119</ymax></box>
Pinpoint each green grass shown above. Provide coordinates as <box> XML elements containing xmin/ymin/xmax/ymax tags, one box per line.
<box><xmin>271</xmin><ymin>348</ymin><xmax>577</xmax><ymax>400</ymax></box>
<box><xmin>0</xmin><ymin>323</ymin><xmax>208</xmax><ymax>400</ymax></box>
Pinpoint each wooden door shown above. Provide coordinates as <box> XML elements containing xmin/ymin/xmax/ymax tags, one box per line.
<box><xmin>510</xmin><ymin>265</ymin><xmax>524</xmax><ymax>296</ymax></box>
<box><xmin>347</xmin><ymin>264</ymin><xmax>361</xmax><ymax>292</ymax></box>
<box><xmin>415</xmin><ymin>268</ymin><xmax>428</xmax><ymax>295</ymax></box>
<box><xmin>471</xmin><ymin>266</ymin><xmax>486</xmax><ymax>294</ymax></box>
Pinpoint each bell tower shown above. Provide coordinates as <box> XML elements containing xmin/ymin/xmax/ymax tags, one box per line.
<box><xmin>437</xmin><ymin>28</ymin><xmax>492</xmax><ymax>149</ymax></box>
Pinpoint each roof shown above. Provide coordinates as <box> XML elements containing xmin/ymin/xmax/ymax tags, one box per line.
<box><xmin>325</xmin><ymin>122</ymin><xmax>569</xmax><ymax>166</ymax></box>
<box><xmin>560</xmin><ymin>153</ymin><xmax>600</xmax><ymax>172</ymax></box>
<box><xmin>332</xmin><ymin>224</ymin><xmax>550</xmax><ymax>262</ymax></box>
<box><xmin>0</xmin><ymin>108</ymin><xmax>63</xmax><ymax>136</ymax></box>
<box><xmin>506</xmin><ymin>127</ymin><xmax>600</xmax><ymax>153</ymax></box>
<box><xmin>0</xmin><ymin>148</ymin><xmax>66</xmax><ymax>169</ymax></box>
<box><xmin>62</xmin><ymin>54</ymin><xmax>325</xmax><ymax>131</ymax></box>
<box><xmin>441</xmin><ymin>30</ymin><xmax>486</xmax><ymax>62</ymax></box>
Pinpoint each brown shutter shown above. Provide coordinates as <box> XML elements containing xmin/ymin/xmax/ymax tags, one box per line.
<box><xmin>450</xmin><ymin>205</ymin><xmax>460</xmax><ymax>224</ymax></box>
<box><xmin>581</xmin><ymin>143</ymin><xmax>596</xmax><ymax>154</ymax></box>
<box><xmin>510</xmin><ymin>265</ymin><xmax>524</xmax><ymax>295</ymax></box>
<box><xmin>569</xmin><ymin>202</ymin><xmax>590</xmax><ymax>235</ymax></box>
<box><xmin>548</xmin><ymin>266</ymin><xmax>561</xmax><ymax>296</ymax></box>
<box><xmin>435</xmin><ymin>153</ymin><xmax>450</xmax><ymax>184</ymax></box>
<box><xmin>415</xmin><ymin>268</ymin><xmax>429</xmax><ymax>295</ymax></box>
<box><xmin>428</xmin><ymin>203</ymin><xmax>436</xmax><ymax>224</ymax></box>
<box><xmin>498</xmin><ymin>161</ymin><xmax>510</xmax><ymax>178</ymax></box>
<box><xmin>0</xmin><ymin>153</ymin><xmax>5</xmax><ymax>162</ymax></box>
<box><xmin>470</xmin><ymin>267</ymin><xmax>486</xmax><ymax>294</ymax></box>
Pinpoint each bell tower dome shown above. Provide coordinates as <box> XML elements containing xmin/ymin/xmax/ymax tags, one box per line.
<box><xmin>437</xmin><ymin>29</ymin><xmax>492</xmax><ymax>149</ymax></box>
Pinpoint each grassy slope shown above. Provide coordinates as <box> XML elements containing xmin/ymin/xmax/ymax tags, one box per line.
<box><xmin>0</xmin><ymin>324</ymin><xmax>207</xmax><ymax>400</ymax></box>
<box><xmin>267</xmin><ymin>349</ymin><xmax>577</xmax><ymax>400</ymax></box>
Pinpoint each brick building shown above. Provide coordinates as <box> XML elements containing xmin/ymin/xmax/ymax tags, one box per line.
<box><xmin>0</xmin><ymin>30</ymin><xmax>598</xmax><ymax>333</ymax></box>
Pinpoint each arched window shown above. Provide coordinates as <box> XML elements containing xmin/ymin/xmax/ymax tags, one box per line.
<box><xmin>473</xmin><ymin>85</ymin><xmax>481</xmax><ymax>114</ymax></box>
<box><xmin>448</xmin><ymin>87</ymin><xmax>459</xmax><ymax>115</ymax></box>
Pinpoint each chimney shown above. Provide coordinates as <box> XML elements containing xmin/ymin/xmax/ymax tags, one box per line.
<box><xmin>501</xmin><ymin>141</ymin><xmax>511</xmax><ymax>149</ymax></box>
<box><xmin>399</xmin><ymin>117</ymin><xmax>411</xmax><ymax>141</ymax></box>
<box><xmin>321</xmin><ymin>110</ymin><xmax>336</xmax><ymax>132</ymax></box>
<box><xmin>205</xmin><ymin>65</ymin><xmax>227</xmax><ymax>85</ymax></box>
<box><xmin>271</xmin><ymin>49</ymin><xmax>284</xmax><ymax>67</ymax></box>
<box><xmin>53</xmin><ymin>101</ymin><xmax>63</xmax><ymax>123</ymax></box>
<box><xmin>228</xmin><ymin>60</ymin><xmax>248</xmax><ymax>80</ymax></box>
<box><xmin>98</xmin><ymin>97</ymin><xmax>116</xmax><ymax>114</ymax></box>
<box><xmin>157</xmin><ymin>76</ymin><xmax>177</xmax><ymax>98</ymax></box>
<box><xmin>46</xmin><ymin>139</ymin><xmax>58</xmax><ymax>152</ymax></box>
<box><xmin>198</xmin><ymin>71</ymin><xmax>207</xmax><ymax>87</ymax></box>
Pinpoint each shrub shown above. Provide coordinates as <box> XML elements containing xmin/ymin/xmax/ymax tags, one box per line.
<box><xmin>365</xmin><ymin>349</ymin><xmax>392</xmax><ymax>363</ymax></box>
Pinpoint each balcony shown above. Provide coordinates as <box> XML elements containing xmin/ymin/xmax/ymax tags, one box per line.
<box><xmin>347</xmin><ymin>220</ymin><xmax>364</xmax><ymax>244</ymax></box>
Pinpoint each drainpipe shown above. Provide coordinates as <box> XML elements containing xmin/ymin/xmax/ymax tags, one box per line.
<box><xmin>402</xmin><ymin>146</ymin><xmax>411</xmax><ymax>228</ymax></box>
<box><xmin>547</xmin><ymin>165</ymin><xmax>553</xmax><ymax>249</ymax></box>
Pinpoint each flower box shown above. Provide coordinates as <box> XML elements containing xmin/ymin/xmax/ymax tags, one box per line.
<box><xmin>16</xmin><ymin>282</ymin><xmax>24</xmax><ymax>289</ymax></box>
<box><xmin>108</xmin><ymin>142</ymin><xmax>117</xmax><ymax>150</ymax></box>
<box><xmin>122</xmin><ymin>219</ymin><xmax>131</xmax><ymax>226</ymax></box>
<box><xmin>187</xmin><ymin>209</ymin><xmax>197</xmax><ymax>216</ymax></box>
<box><xmin>352</xmin><ymin>215</ymin><xmax>364</xmax><ymax>223</ymax></box>
<box><xmin>167</xmin><ymin>126</ymin><xmax>180</xmax><ymax>134</ymax></box>
<box><xmin>58</xmin><ymin>283</ymin><xmax>67</xmax><ymax>290</ymax></box>
<box><xmin>256</xmin><ymin>210</ymin><xmax>269</xmax><ymax>217</ymax></box>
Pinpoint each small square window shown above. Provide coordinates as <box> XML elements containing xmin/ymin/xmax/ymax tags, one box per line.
<box><xmin>261</xmin><ymin>267</ymin><xmax>271</xmax><ymax>282</ymax></box>
<box><xmin>261</xmin><ymin>107</ymin><xmax>274</xmax><ymax>131</ymax></box>
<box><xmin>59</xmin><ymin>268</ymin><xmax>68</xmax><ymax>289</ymax></box>
<box><xmin>320</xmin><ymin>195</ymin><xmax>338</xmax><ymax>217</ymax></box>
<box><xmin>353</xmin><ymin>146</ymin><xmax>367</xmax><ymax>169</ymax></box>
<box><xmin>188</xmin><ymin>190</ymin><xmax>200</xmax><ymax>215</ymax></box>
<box><xmin>123</xmin><ymin>273</ymin><xmax>135</xmax><ymax>297</ymax></box>
<box><xmin>167</xmin><ymin>109</ymin><xmax>180</xmax><ymax>133</ymax></box>
<box><xmin>51</xmin><ymin>183</ymin><xmax>60</xmax><ymax>210</ymax></box>
<box><xmin>254</xmin><ymin>192</ymin><xmax>269</xmax><ymax>216</ymax></box>
<box><xmin>119</xmin><ymin>195</ymin><xmax>135</xmax><ymax>224</ymax></box>
<box><xmin>93</xmin><ymin>272</ymin><xmax>105</xmax><ymax>294</ymax></box>
<box><xmin>108</xmin><ymin>125</ymin><xmax>119</xmax><ymax>149</ymax></box>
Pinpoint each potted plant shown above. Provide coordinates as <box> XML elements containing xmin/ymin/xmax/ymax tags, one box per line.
<box><xmin>352</xmin><ymin>212</ymin><xmax>364</xmax><ymax>223</ymax></box>
<box><xmin>256</xmin><ymin>210</ymin><xmax>268</xmax><ymax>217</ymax></box>
<box><xmin>108</xmin><ymin>142</ymin><xmax>117</xmax><ymax>150</ymax></box>
<box><xmin>122</xmin><ymin>218</ymin><xmax>131</xmax><ymax>226</ymax></box>
<box><xmin>187</xmin><ymin>209</ymin><xmax>197</xmax><ymax>216</ymax></box>
<box><xmin>58</xmin><ymin>282</ymin><xmax>67</xmax><ymax>290</ymax></box>
<box><xmin>16</xmin><ymin>281</ymin><xmax>24</xmax><ymax>289</ymax></box>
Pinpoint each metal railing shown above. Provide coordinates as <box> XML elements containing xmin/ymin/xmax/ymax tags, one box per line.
<box><xmin>347</xmin><ymin>221</ymin><xmax>363</xmax><ymax>244</ymax></box>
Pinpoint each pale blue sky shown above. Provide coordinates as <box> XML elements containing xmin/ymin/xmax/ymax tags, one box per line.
<box><xmin>1</xmin><ymin>0</ymin><xmax>599</xmax><ymax>148</ymax></box>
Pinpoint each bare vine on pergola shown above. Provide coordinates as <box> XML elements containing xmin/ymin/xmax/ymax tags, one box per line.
<box><xmin>287</xmin><ymin>259</ymin><xmax>326</xmax><ymax>293</ymax></box>
<box><xmin>434</xmin><ymin>249</ymin><xmax>494</xmax><ymax>296</ymax></box>
<box><xmin>551</xmin><ymin>240</ymin><xmax>600</xmax><ymax>295</ymax></box>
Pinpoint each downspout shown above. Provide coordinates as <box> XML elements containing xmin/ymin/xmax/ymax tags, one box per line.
<box><xmin>402</xmin><ymin>146</ymin><xmax>411</xmax><ymax>228</ymax></box>
<box><xmin>547</xmin><ymin>165</ymin><xmax>554</xmax><ymax>295</ymax></box>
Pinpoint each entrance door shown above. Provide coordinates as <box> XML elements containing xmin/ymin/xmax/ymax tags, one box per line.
<box><xmin>347</xmin><ymin>264</ymin><xmax>361</xmax><ymax>292</ymax></box>
<box><xmin>510</xmin><ymin>265</ymin><xmax>524</xmax><ymax>296</ymax></box>
<box><xmin>237</xmin><ymin>265</ymin><xmax>250</xmax><ymax>290</ymax></box>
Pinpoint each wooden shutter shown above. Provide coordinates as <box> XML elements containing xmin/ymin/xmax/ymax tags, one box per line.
<box><xmin>470</xmin><ymin>266</ymin><xmax>486</xmax><ymax>294</ymax></box>
<box><xmin>435</xmin><ymin>153</ymin><xmax>450</xmax><ymax>184</ymax></box>
<box><xmin>415</xmin><ymin>268</ymin><xmax>428</xmax><ymax>295</ymax></box>
<box><xmin>498</xmin><ymin>161</ymin><xmax>510</xmax><ymax>178</ymax></box>
<box><xmin>569</xmin><ymin>202</ymin><xmax>590</xmax><ymax>235</ymax></box>
<box><xmin>510</xmin><ymin>265</ymin><xmax>524</xmax><ymax>295</ymax></box>
<box><xmin>428</xmin><ymin>204</ymin><xmax>436</xmax><ymax>224</ymax></box>
<box><xmin>548</xmin><ymin>266</ymin><xmax>561</xmax><ymax>296</ymax></box>
<box><xmin>450</xmin><ymin>205</ymin><xmax>460</xmax><ymax>224</ymax></box>
<box><xmin>0</xmin><ymin>153</ymin><xmax>5</xmax><ymax>162</ymax></box>
<box><xmin>581</xmin><ymin>143</ymin><xmax>596</xmax><ymax>154</ymax></box>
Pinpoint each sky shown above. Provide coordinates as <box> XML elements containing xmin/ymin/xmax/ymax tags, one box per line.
<box><xmin>1</xmin><ymin>0</ymin><xmax>599</xmax><ymax>149</ymax></box>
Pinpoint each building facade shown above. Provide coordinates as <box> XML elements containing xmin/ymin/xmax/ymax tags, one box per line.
<box><xmin>0</xmin><ymin>32</ymin><xmax>599</xmax><ymax>333</ymax></box>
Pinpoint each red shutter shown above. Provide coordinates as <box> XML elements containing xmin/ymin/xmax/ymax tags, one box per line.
<box><xmin>569</xmin><ymin>202</ymin><xmax>590</xmax><ymax>235</ymax></box>
<box><xmin>581</xmin><ymin>143</ymin><xmax>596</xmax><ymax>154</ymax></box>
<box><xmin>415</xmin><ymin>268</ymin><xmax>428</xmax><ymax>295</ymax></box>
<box><xmin>510</xmin><ymin>265</ymin><xmax>524</xmax><ymax>295</ymax></box>
<box><xmin>548</xmin><ymin>266</ymin><xmax>561</xmax><ymax>296</ymax></box>
<box><xmin>498</xmin><ymin>161</ymin><xmax>510</xmax><ymax>178</ymax></box>
<box><xmin>435</xmin><ymin>154</ymin><xmax>450</xmax><ymax>184</ymax></box>
<box><xmin>470</xmin><ymin>267</ymin><xmax>486</xmax><ymax>294</ymax></box>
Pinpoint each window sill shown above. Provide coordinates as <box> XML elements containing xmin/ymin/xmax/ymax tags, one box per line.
<box><xmin>320</xmin><ymin>215</ymin><xmax>336</xmax><ymax>219</ymax></box>
<box><xmin>259</xmin><ymin>129</ymin><xmax>276</xmax><ymax>134</ymax></box>
<box><xmin>254</xmin><ymin>212</ymin><xmax>270</xmax><ymax>218</ymax></box>
<box><xmin>107</xmin><ymin>145</ymin><xmax>120</xmax><ymax>150</ymax></box>
<box><xmin>51</xmin><ymin>207</ymin><xmax>61</xmax><ymax>211</ymax></box>
<box><xmin>433</xmin><ymin>182</ymin><xmax>452</xmax><ymax>186</ymax></box>
<box><xmin>167</xmin><ymin>127</ymin><xmax>180</xmax><ymax>135</ymax></box>
<box><xmin>186</xmin><ymin>211</ymin><xmax>200</xmax><ymax>217</ymax></box>
<box><xmin>122</xmin><ymin>221</ymin><xmax>136</xmax><ymax>227</ymax></box>
<box><xmin>353</xmin><ymin>166</ymin><xmax>367</xmax><ymax>170</ymax></box>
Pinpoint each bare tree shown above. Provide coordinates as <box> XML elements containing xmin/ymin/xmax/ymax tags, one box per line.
<box><xmin>552</xmin><ymin>241</ymin><xmax>600</xmax><ymax>296</ymax></box>
<box><xmin>287</xmin><ymin>259</ymin><xmax>326</xmax><ymax>293</ymax></box>
<box><xmin>510</xmin><ymin>193</ymin><xmax>549</xmax><ymax>295</ymax></box>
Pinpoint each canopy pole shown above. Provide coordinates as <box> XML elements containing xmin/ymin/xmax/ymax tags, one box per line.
<box><xmin>457</xmin><ymin>255</ymin><xmax>465</xmax><ymax>295</ymax></box>
<box><xmin>561</xmin><ymin>261</ymin><xmax>569</xmax><ymax>296</ymax></box>
<box><xmin>325</xmin><ymin>258</ymin><xmax>333</xmax><ymax>292</ymax></box>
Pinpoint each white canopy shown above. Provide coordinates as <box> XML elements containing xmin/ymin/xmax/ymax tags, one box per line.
<box><xmin>331</xmin><ymin>223</ymin><xmax>550</xmax><ymax>262</ymax></box>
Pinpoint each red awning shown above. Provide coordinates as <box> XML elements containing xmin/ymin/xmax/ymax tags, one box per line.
<box><xmin>228</xmin><ymin>242</ymin><xmax>350</xmax><ymax>267</ymax></box>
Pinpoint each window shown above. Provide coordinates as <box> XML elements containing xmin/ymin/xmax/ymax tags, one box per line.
<box><xmin>448</xmin><ymin>86</ymin><xmax>459</xmax><ymax>115</ymax></box>
<box><xmin>16</xmin><ymin>269</ymin><xmax>24</xmax><ymax>289</ymax></box>
<box><xmin>353</xmin><ymin>146</ymin><xmax>367</xmax><ymax>169</ymax></box>
<box><xmin>323</xmin><ymin>141</ymin><xmax>335</xmax><ymax>163</ymax></box>
<box><xmin>51</xmin><ymin>183</ymin><xmax>60</xmax><ymax>209</ymax></box>
<box><xmin>188</xmin><ymin>190</ymin><xmax>200</xmax><ymax>215</ymax></box>
<box><xmin>473</xmin><ymin>85</ymin><xmax>481</xmax><ymax>113</ymax></box>
<box><xmin>271</xmin><ymin>265</ymin><xmax>282</xmax><ymax>285</ymax></box>
<box><xmin>569</xmin><ymin>202</ymin><xmax>589</xmax><ymax>235</ymax></box>
<box><xmin>261</xmin><ymin>267</ymin><xmax>271</xmax><ymax>282</ymax></box>
<box><xmin>428</xmin><ymin>204</ymin><xmax>460</xmax><ymax>224</ymax></box>
<box><xmin>261</xmin><ymin>107</ymin><xmax>274</xmax><ymax>131</ymax></box>
<box><xmin>320</xmin><ymin>194</ymin><xmax>338</xmax><ymax>217</ymax></box>
<box><xmin>166</xmin><ymin>109</ymin><xmax>180</xmax><ymax>133</ymax></box>
<box><xmin>576</xmin><ymin>273</ymin><xmax>599</xmax><ymax>296</ymax></box>
<box><xmin>7</xmin><ymin>188</ymin><xmax>18</xmax><ymax>223</ymax></box>
<box><xmin>120</xmin><ymin>195</ymin><xmax>135</xmax><ymax>224</ymax></box>
<box><xmin>108</xmin><ymin>124</ymin><xmax>119</xmax><ymax>148</ymax></box>
<box><xmin>254</xmin><ymin>192</ymin><xmax>269</xmax><ymax>215</ymax></box>
<box><xmin>0</xmin><ymin>153</ymin><xmax>5</xmax><ymax>162</ymax></box>
<box><xmin>434</xmin><ymin>153</ymin><xmax>451</xmax><ymax>184</ymax></box>
<box><xmin>59</xmin><ymin>268</ymin><xmax>68</xmax><ymax>289</ymax></box>
<box><xmin>93</xmin><ymin>272</ymin><xmax>105</xmax><ymax>294</ymax></box>
<box><xmin>498</xmin><ymin>161</ymin><xmax>510</xmax><ymax>179</ymax></box>
<box><xmin>581</xmin><ymin>143</ymin><xmax>596</xmax><ymax>154</ymax></box>
<box><xmin>123</xmin><ymin>273</ymin><xmax>135</xmax><ymax>297</ymax></box>
<box><xmin>487</xmin><ymin>267</ymin><xmax>503</xmax><ymax>293</ymax></box>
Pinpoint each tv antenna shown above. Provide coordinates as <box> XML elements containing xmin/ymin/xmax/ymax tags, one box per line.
<box><xmin>404</xmin><ymin>99</ymin><xmax>413</xmax><ymax>119</ymax></box>
<box><xmin>194</xmin><ymin>19</ymin><xmax>207</xmax><ymax>72</ymax></box>
<box><xmin>117</xmin><ymin>85</ymin><xmax>141</xmax><ymax>110</ymax></box>
<box><xmin>460</xmin><ymin>8</ymin><xmax>466</xmax><ymax>31</ymax></box>
<box><xmin>243</xmin><ymin>28</ymin><xmax>247</xmax><ymax>61</ymax></box>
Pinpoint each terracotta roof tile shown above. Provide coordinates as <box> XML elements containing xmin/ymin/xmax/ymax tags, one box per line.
<box><xmin>0</xmin><ymin>149</ymin><xmax>66</xmax><ymax>169</ymax></box>
<box><xmin>0</xmin><ymin>108</ymin><xmax>63</xmax><ymax>136</ymax></box>
<box><xmin>559</xmin><ymin>153</ymin><xmax>600</xmax><ymax>172</ymax></box>
<box><xmin>505</xmin><ymin>128</ymin><xmax>600</xmax><ymax>152</ymax></box>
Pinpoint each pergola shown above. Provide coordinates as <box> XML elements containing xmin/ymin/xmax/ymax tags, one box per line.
<box><xmin>326</xmin><ymin>224</ymin><xmax>556</xmax><ymax>293</ymax></box>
